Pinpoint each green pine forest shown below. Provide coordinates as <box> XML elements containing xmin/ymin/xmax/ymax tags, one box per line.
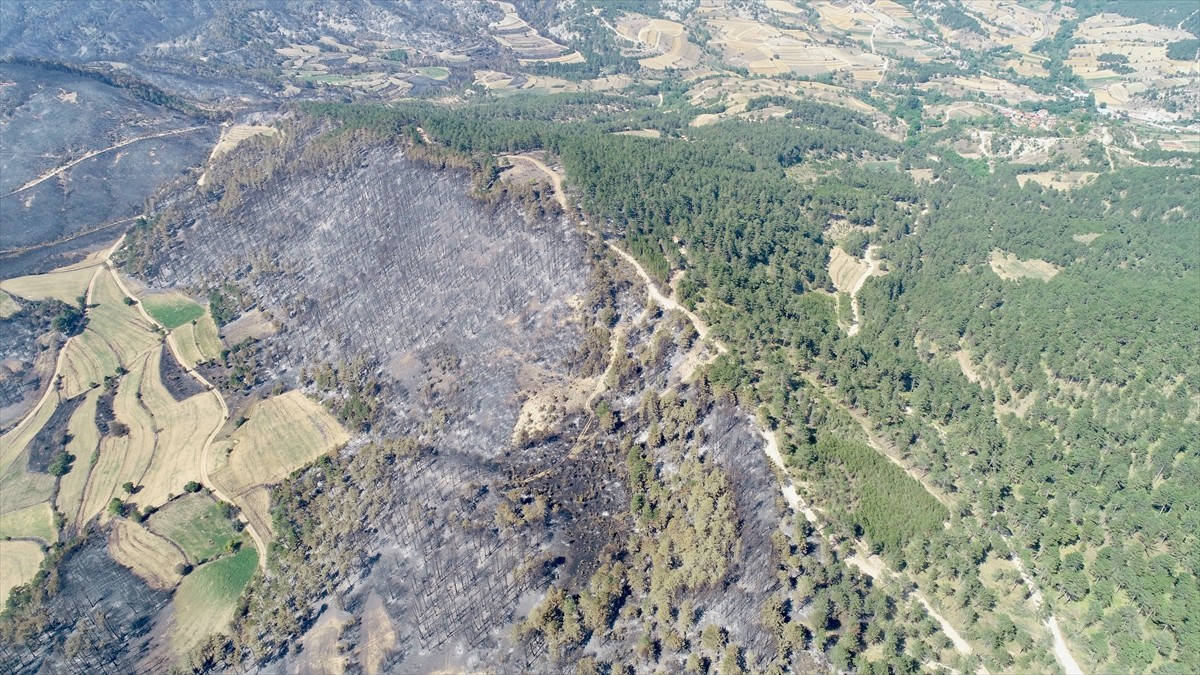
<box><xmin>304</xmin><ymin>90</ymin><xmax>1198</xmax><ymax>673</ymax></box>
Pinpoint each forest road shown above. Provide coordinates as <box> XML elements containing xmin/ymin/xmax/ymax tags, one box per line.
<box><xmin>506</xmin><ymin>148</ymin><xmax>988</xmax><ymax>670</ymax></box>
<box><xmin>7</xmin><ymin>126</ymin><xmax>209</xmax><ymax>197</ymax></box>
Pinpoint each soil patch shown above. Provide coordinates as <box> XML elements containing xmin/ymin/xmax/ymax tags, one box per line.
<box><xmin>26</xmin><ymin>393</ymin><xmax>85</xmax><ymax>473</ymax></box>
<box><xmin>157</xmin><ymin>344</ymin><xmax>206</xmax><ymax>402</ymax></box>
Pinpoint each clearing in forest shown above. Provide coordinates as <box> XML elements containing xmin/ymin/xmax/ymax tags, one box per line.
<box><xmin>170</xmin><ymin>546</ymin><xmax>258</xmax><ymax>655</ymax></box>
<box><xmin>147</xmin><ymin>492</ymin><xmax>239</xmax><ymax>564</ymax></box>
<box><xmin>107</xmin><ymin>519</ymin><xmax>187</xmax><ymax>590</ymax></box>
<box><xmin>989</xmin><ymin>249</ymin><xmax>1060</xmax><ymax>282</ymax></box>
<box><xmin>1016</xmin><ymin>171</ymin><xmax>1099</xmax><ymax>191</ymax></box>
<box><xmin>141</xmin><ymin>293</ymin><xmax>206</xmax><ymax>330</ymax></box>
<box><xmin>0</xmin><ymin>540</ymin><xmax>43</xmax><ymax>607</ymax></box>
<box><xmin>358</xmin><ymin>592</ymin><xmax>398</xmax><ymax>674</ymax></box>
<box><xmin>293</xmin><ymin>603</ymin><xmax>352</xmax><ymax>675</ymax></box>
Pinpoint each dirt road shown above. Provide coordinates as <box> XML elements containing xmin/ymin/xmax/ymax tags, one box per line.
<box><xmin>507</xmin><ymin>149</ymin><xmax>985</xmax><ymax>668</ymax></box>
<box><xmin>104</xmin><ymin>238</ymin><xmax>268</xmax><ymax>572</ymax></box>
<box><xmin>7</xmin><ymin>126</ymin><xmax>208</xmax><ymax>197</ymax></box>
<box><xmin>846</xmin><ymin>245</ymin><xmax>882</xmax><ymax>337</ymax></box>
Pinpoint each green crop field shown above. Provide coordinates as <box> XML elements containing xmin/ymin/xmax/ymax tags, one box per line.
<box><xmin>148</xmin><ymin>493</ymin><xmax>239</xmax><ymax>564</ymax></box>
<box><xmin>142</xmin><ymin>293</ymin><xmax>206</xmax><ymax>330</ymax></box>
<box><xmin>171</xmin><ymin>546</ymin><xmax>258</xmax><ymax>654</ymax></box>
<box><xmin>417</xmin><ymin>66</ymin><xmax>450</xmax><ymax>80</ymax></box>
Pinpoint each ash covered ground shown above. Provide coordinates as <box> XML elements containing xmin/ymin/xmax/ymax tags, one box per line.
<box><xmin>116</xmin><ymin>128</ymin><xmax>806</xmax><ymax>672</ymax></box>
<box><xmin>0</xmin><ymin>62</ymin><xmax>217</xmax><ymax>276</ymax></box>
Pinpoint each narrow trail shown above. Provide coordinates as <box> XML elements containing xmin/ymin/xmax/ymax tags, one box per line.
<box><xmin>1002</xmin><ymin>538</ymin><xmax>1085</xmax><ymax>675</ymax></box>
<box><xmin>506</xmin><ymin>152</ymin><xmax>727</xmax><ymax>349</ymax></box>
<box><xmin>1179</xmin><ymin>8</ymin><xmax>1199</xmax><ymax>31</ymax></box>
<box><xmin>507</xmin><ymin>148</ymin><xmax>983</xmax><ymax>668</ymax></box>
<box><xmin>103</xmin><ymin>237</ymin><xmax>268</xmax><ymax>572</ymax></box>
<box><xmin>6</xmin><ymin>126</ymin><xmax>208</xmax><ymax>197</ymax></box>
<box><xmin>845</xmin><ymin>245</ymin><xmax>882</xmax><ymax>337</ymax></box>
<box><xmin>0</xmin><ymin>217</ymin><xmax>139</xmax><ymax>257</ymax></box>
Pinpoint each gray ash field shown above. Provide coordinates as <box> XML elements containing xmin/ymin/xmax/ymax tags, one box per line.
<box><xmin>0</xmin><ymin>61</ymin><xmax>217</xmax><ymax>274</ymax></box>
<box><xmin>119</xmin><ymin>129</ymin><xmax>799</xmax><ymax>671</ymax></box>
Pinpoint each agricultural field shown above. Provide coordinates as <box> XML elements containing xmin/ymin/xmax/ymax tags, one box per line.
<box><xmin>707</xmin><ymin>16</ymin><xmax>884</xmax><ymax>77</ymax></box>
<box><xmin>129</xmin><ymin>349</ymin><xmax>224</xmax><ymax>509</ymax></box>
<box><xmin>615</xmin><ymin>15</ymin><xmax>702</xmax><ymax>70</ymax></box>
<box><xmin>146</xmin><ymin>492</ymin><xmax>239</xmax><ymax>564</ymax></box>
<box><xmin>0</xmin><ymin>540</ymin><xmax>43</xmax><ymax>608</ymax></box>
<box><xmin>961</xmin><ymin>0</ymin><xmax>1070</xmax><ymax>54</ymax></box>
<box><xmin>170</xmin><ymin>546</ymin><xmax>258</xmax><ymax>655</ymax></box>
<box><xmin>171</xmin><ymin>308</ymin><xmax>222</xmax><ymax>369</ymax></box>
<box><xmin>828</xmin><ymin>246</ymin><xmax>873</xmax><ymax>294</ymax></box>
<box><xmin>0</xmin><ymin>396</ymin><xmax>59</xmax><ymax>516</ymax></box>
<box><xmin>687</xmin><ymin>76</ymin><xmax>882</xmax><ymax>127</ymax></box>
<box><xmin>488</xmin><ymin>1</ymin><xmax>584</xmax><ymax>64</ymax></box>
<box><xmin>921</xmin><ymin>75</ymin><xmax>1049</xmax><ymax>103</ymax></box>
<box><xmin>0</xmin><ymin>501</ymin><xmax>55</xmax><ymax>543</ymax></box>
<box><xmin>0</xmin><ymin>291</ymin><xmax>22</xmax><ymax>318</ymax></box>
<box><xmin>207</xmin><ymin>124</ymin><xmax>278</xmax><ymax>162</ymax></box>
<box><xmin>812</xmin><ymin>0</ymin><xmax>940</xmax><ymax>62</ymax></box>
<box><xmin>1066</xmin><ymin>13</ymin><xmax>1198</xmax><ymax>117</ymax></box>
<box><xmin>107</xmin><ymin>519</ymin><xmax>187</xmax><ymax>590</ymax></box>
<box><xmin>206</xmin><ymin>391</ymin><xmax>347</xmax><ymax>549</ymax></box>
<box><xmin>208</xmin><ymin>391</ymin><xmax>348</xmax><ymax>508</ymax></box>
<box><xmin>0</xmin><ymin>263</ymin><xmax>98</xmax><ymax>305</ymax></box>
<box><xmin>54</xmin><ymin>388</ymin><xmax>102</xmax><ymax>523</ymax></box>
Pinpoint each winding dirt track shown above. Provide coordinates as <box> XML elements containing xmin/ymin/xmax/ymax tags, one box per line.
<box><xmin>508</xmin><ymin>151</ymin><xmax>984</xmax><ymax>669</ymax></box>
<box><xmin>103</xmin><ymin>238</ymin><xmax>268</xmax><ymax>572</ymax></box>
<box><xmin>6</xmin><ymin>126</ymin><xmax>208</xmax><ymax>197</ymax></box>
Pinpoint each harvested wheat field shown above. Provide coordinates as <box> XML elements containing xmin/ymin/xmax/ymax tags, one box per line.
<box><xmin>0</xmin><ymin>397</ymin><xmax>59</xmax><ymax>515</ymax></box>
<box><xmin>616</xmin><ymin>16</ymin><xmax>702</xmax><ymax>70</ymax></box>
<box><xmin>208</xmin><ymin>124</ymin><xmax>278</xmax><ymax>161</ymax></box>
<box><xmin>132</xmin><ymin>347</ymin><xmax>223</xmax><ymax>509</ymax></box>
<box><xmin>78</xmin><ymin>352</ymin><xmax>159</xmax><ymax>526</ymax></box>
<box><xmin>209</xmin><ymin>391</ymin><xmax>349</xmax><ymax>498</ymax></box>
<box><xmin>0</xmin><ymin>291</ymin><xmax>21</xmax><ymax>318</ymax></box>
<box><xmin>55</xmin><ymin>389</ymin><xmax>103</xmax><ymax>521</ymax></box>
<box><xmin>0</xmin><ymin>540</ymin><xmax>43</xmax><ymax>607</ymax></box>
<box><xmin>0</xmin><ymin>264</ymin><xmax>98</xmax><ymax>304</ymax></box>
<box><xmin>108</xmin><ymin>519</ymin><xmax>186</xmax><ymax>589</ymax></box>
<box><xmin>172</xmin><ymin>309</ymin><xmax>223</xmax><ymax>368</ymax></box>
<box><xmin>989</xmin><ymin>249</ymin><xmax>1060</xmax><ymax>281</ymax></box>
<box><xmin>828</xmin><ymin>246</ymin><xmax>873</xmax><ymax>293</ymax></box>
